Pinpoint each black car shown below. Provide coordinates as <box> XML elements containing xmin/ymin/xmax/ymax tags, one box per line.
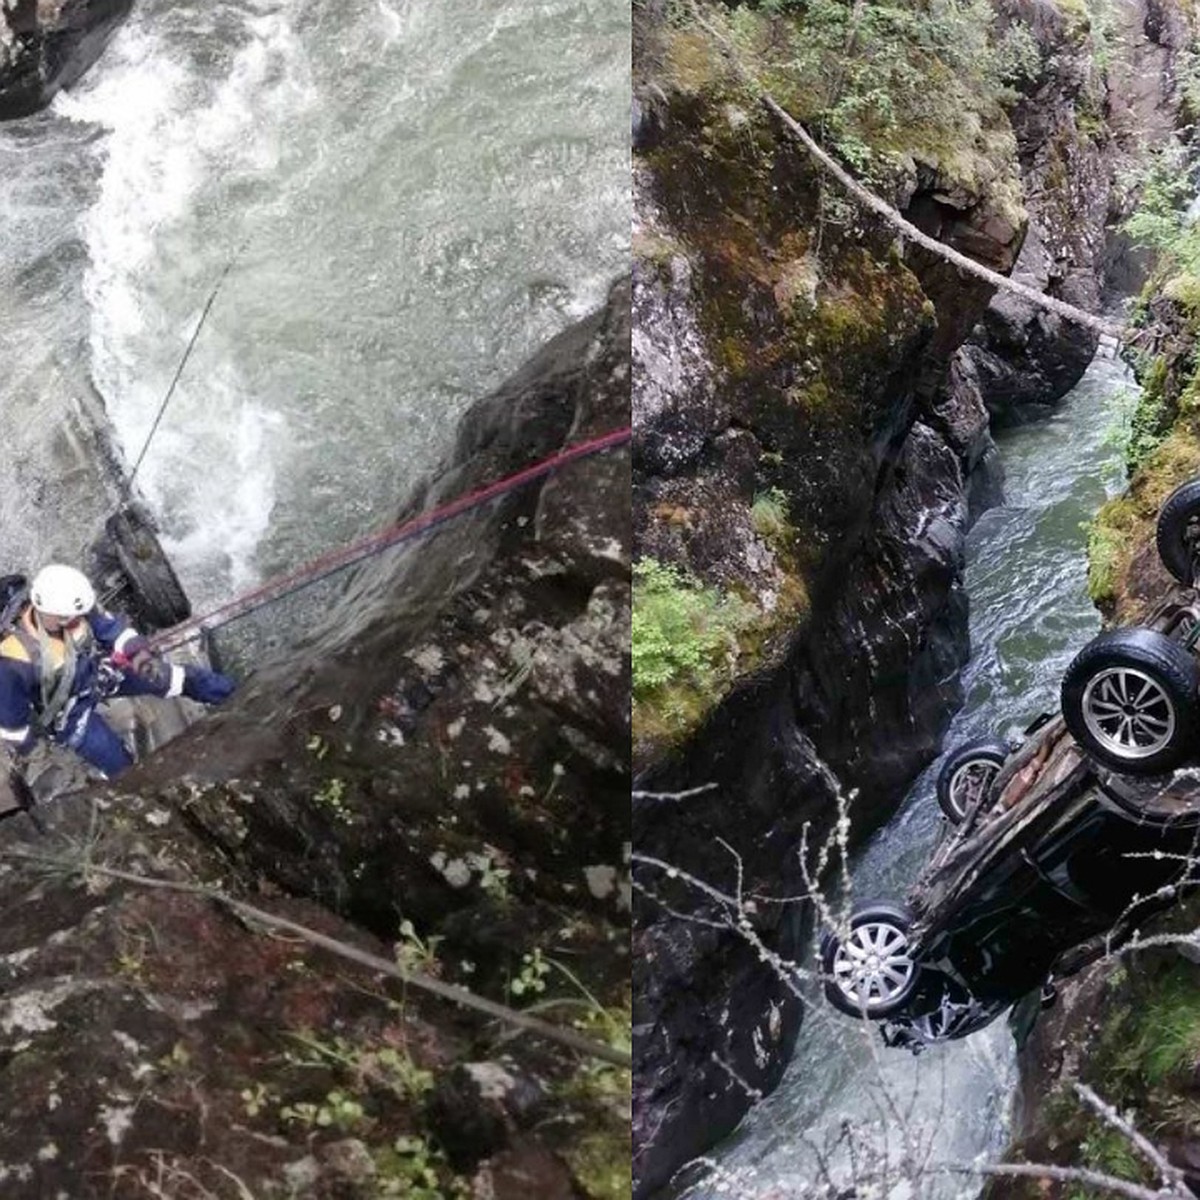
<box><xmin>821</xmin><ymin>477</ymin><xmax>1200</xmax><ymax>1051</ymax></box>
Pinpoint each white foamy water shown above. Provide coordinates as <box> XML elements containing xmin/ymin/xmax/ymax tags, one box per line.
<box><xmin>0</xmin><ymin>0</ymin><xmax>629</xmax><ymax>622</ymax></box>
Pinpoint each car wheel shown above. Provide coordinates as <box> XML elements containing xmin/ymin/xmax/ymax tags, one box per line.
<box><xmin>936</xmin><ymin>737</ymin><xmax>1009</xmax><ymax>824</ymax></box>
<box><xmin>1061</xmin><ymin>627</ymin><xmax>1200</xmax><ymax>776</ymax></box>
<box><xmin>1156</xmin><ymin>477</ymin><xmax>1200</xmax><ymax>585</ymax></box>
<box><xmin>105</xmin><ymin>505</ymin><xmax>191</xmax><ymax>631</ymax></box>
<box><xmin>822</xmin><ymin>902</ymin><xmax>919</xmax><ymax>1019</ymax></box>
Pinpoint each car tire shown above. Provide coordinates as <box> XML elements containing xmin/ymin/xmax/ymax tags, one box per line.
<box><xmin>936</xmin><ymin>738</ymin><xmax>1010</xmax><ymax>824</ymax></box>
<box><xmin>1156</xmin><ymin>477</ymin><xmax>1200</xmax><ymax>585</ymax></box>
<box><xmin>822</xmin><ymin>901</ymin><xmax>919</xmax><ymax>1020</ymax></box>
<box><xmin>105</xmin><ymin>505</ymin><xmax>191</xmax><ymax>631</ymax></box>
<box><xmin>1061</xmin><ymin>627</ymin><xmax>1200</xmax><ymax>776</ymax></box>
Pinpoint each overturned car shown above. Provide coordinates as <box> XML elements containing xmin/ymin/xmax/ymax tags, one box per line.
<box><xmin>822</xmin><ymin>476</ymin><xmax>1200</xmax><ymax>1051</ymax></box>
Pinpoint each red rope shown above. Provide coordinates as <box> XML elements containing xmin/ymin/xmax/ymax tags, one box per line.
<box><xmin>152</xmin><ymin>425</ymin><xmax>631</xmax><ymax>653</ymax></box>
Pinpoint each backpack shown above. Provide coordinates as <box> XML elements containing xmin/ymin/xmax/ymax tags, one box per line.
<box><xmin>0</xmin><ymin>575</ymin><xmax>29</xmax><ymax>636</ymax></box>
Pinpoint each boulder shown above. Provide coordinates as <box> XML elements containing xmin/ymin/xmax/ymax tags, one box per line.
<box><xmin>0</xmin><ymin>0</ymin><xmax>132</xmax><ymax>121</ymax></box>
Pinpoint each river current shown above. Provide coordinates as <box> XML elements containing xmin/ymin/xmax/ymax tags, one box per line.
<box><xmin>683</xmin><ymin>356</ymin><xmax>1134</xmax><ymax>1197</ymax></box>
<box><xmin>0</xmin><ymin>0</ymin><xmax>628</xmax><ymax>624</ymax></box>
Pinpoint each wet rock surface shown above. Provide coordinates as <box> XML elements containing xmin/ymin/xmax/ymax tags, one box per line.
<box><xmin>0</xmin><ymin>282</ymin><xmax>631</xmax><ymax>1197</ymax></box>
<box><xmin>630</xmin><ymin>14</ymin><xmax>1017</xmax><ymax>1189</ymax></box>
<box><xmin>0</xmin><ymin>0</ymin><xmax>132</xmax><ymax>120</ymax></box>
<box><xmin>630</xmin><ymin>0</ymin><xmax>1196</xmax><ymax>1183</ymax></box>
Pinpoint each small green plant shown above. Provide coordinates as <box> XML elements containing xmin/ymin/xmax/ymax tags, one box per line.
<box><xmin>312</xmin><ymin>776</ymin><xmax>355</xmax><ymax>825</ymax></box>
<box><xmin>394</xmin><ymin>919</ymin><xmax>443</xmax><ymax>977</ymax></box>
<box><xmin>372</xmin><ymin>1047</ymin><xmax>435</xmax><ymax>1101</ymax></box>
<box><xmin>280</xmin><ymin>1089</ymin><xmax>367</xmax><ymax>1132</ymax></box>
<box><xmin>1077</xmin><ymin>1124</ymin><xmax>1150</xmax><ymax>1189</ymax></box>
<box><xmin>631</xmin><ymin>558</ymin><xmax>751</xmax><ymax>697</ymax></box>
<box><xmin>751</xmin><ymin>487</ymin><xmax>791</xmax><ymax>542</ymax></box>
<box><xmin>468</xmin><ymin>849</ymin><xmax>511</xmax><ymax>899</ymax></box>
<box><xmin>509</xmin><ymin>947</ymin><xmax>551</xmax><ymax>998</ymax></box>
<box><xmin>305</xmin><ymin>733</ymin><xmax>330</xmax><ymax>760</ymax></box>
<box><xmin>240</xmin><ymin>1082</ymin><xmax>277</xmax><ymax>1118</ymax></box>
<box><xmin>375</xmin><ymin>1135</ymin><xmax>464</xmax><ymax>1199</ymax></box>
<box><xmin>286</xmin><ymin>1032</ymin><xmax>434</xmax><ymax>1102</ymax></box>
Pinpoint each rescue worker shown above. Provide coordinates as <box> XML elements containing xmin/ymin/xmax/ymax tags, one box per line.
<box><xmin>0</xmin><ymin>564</ymin><xmax>234</xmax><ymax>779</ymax></box>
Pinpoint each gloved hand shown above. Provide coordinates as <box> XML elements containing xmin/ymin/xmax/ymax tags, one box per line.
<box><xmin>125</xmin><ymin>636</ymin><xmax>156</xmax><ymax>674</ymax></box>
<box><xmin>113</xmin><ymin>637</ymin><xmax>159</xmax><ymax>679</ymax></box>
<box><xmin>182</xmin><ymin>667</ymin><xmax>236</xmax><ymax>705</ymax></box>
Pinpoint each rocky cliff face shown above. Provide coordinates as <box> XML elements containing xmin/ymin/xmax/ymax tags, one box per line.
<box><xmin>961</xmin><ymin>0</ymin><xmax>1187</xmax><ymax>425</ymax></box>
<box><xmin>631</xmin><ymin>0</ymin><xmax>1192</xmax><ymax>1192</ymax></box>
<box><xmin>0</xmin><ymin>281</ymin><xmax>630</xmax><ymax>1198</ymax></box>
<box><xmin>0</xmin><ymin>0</ymin><xmax>131</xmax><ymax>119</ymax></box>
<box><xmin>631</xmin><ymin>10</ymin><xmax>1026</xmax><ymax>1194</ymax></box>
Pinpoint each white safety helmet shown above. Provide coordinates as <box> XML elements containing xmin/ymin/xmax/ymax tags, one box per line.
<box><xmin>30</xmin><ymin>564</ymin><xmax>96</xmax><ymax>618</ymax></box>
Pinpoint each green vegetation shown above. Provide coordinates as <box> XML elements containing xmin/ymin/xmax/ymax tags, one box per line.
<box><xmin>280</xmin><ymin>1088</ymin><xmax>368</xmax><ymax>1132</ymax></box>
<box><xmin>1085</xmin><ymin>514</ymin><xmax>1125</xmax><ymax>607</ymax></box>
<box><xmin>1069</xmin><ymin>1123</ymin><xmax>1150</xmax><ymax>1198</ymax></box>
<box><xmin>1121</xmin><ymin>142</ymin><xmax>1200</xmax><ymax>276</ymax></box>
<box><xmin>1087</xmin><ymin>422</ymin><xmax>1200</xmax><ymax>615</ymax></box>
<box><xmin>1100</xmin><ymin>961</ymin><xmax>1200</xmax><ymax>1088</ymax></box>
<box><xmin>1125</xmin><ymin>365</ymin><xmax>1171</xmax><ymax>476</ymax></box>
<box><xmin>375</xmin><ymin>1136</ymin><xmax>462</xmax><ymax>1200</ymax></box>
<box><xmin>631</xmin><ymin>558</ymin><xmax>752</xmax><ymax>696</ymax></box>
<box><xmin>721</xmin><ymin>0</ymin><xmax>1040</xmax><ymax>184</ymax></box>
<box><xmin>751</xmin><ymin>487</ymin><xmax>792</xmax><ymax>542</ymax></box>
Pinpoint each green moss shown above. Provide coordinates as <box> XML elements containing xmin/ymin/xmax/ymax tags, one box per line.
<box><xmin>785</xmin><ymin>380</ymin><xmax>832</xmax><ymax>411</ymax></box>
<box><xmin>565</xmin><ymin>1131</ymin><xmax>633</xmax><ymax>1200</ymax></box>
<box><xmin>1085</xmin><ymin>508</ymin><xmax>1128</xmax><ymax>607</ymax></box>
<box><xmin>632</xmin><ymin>228</ymin><xmax>684</xmax><ymax>270</ymax></box>
<box><xmin>1125</xmin><ymin>358</ymin><xmax>1170</xmax><ymax>475</ymax></box>
<box><xmin>631</xmin><ymin>553</ymin><xmax>811</xmax><ymax>755</ymax></box>
<box><xmin>1087</xmin><ymin>425</ymin><xmax>1200</xmax><ymax>619</ymax></box>
<box><xmin>1162</xmin><ymin>271</ymin><xmax>1200</xmax><ymax>324</ymax></box>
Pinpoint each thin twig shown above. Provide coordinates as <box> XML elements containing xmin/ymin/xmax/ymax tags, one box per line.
<box><xmin>631</xmin><ymin>783</ymin><xmax>719</xmax><ymax>802</ymax></box>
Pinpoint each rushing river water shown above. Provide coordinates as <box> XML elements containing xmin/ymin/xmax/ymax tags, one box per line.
<box><xmin>682</xmin><ymin>356</ymin><xmax>1135</xmax><ymax>1197</ymax></box>
<box><xmin>0</xmin><ymin>0</ymin><xmax>628</xmax><ymax>626</ymax></box>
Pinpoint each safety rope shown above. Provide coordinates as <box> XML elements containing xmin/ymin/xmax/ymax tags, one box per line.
<box><xmin>150</xmin><ymin>425</ymin><xmax>631</xmax><ymax>654</ymax></box>
<box><xmin>128</xmin><ymin>245</ymin><xmax>247</xmax><ymax>488</ymax></box>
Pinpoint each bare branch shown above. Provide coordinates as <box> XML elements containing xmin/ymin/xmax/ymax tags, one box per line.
<box><xmin>1073</xmin><ymin>1082</ymin><xmax>1187</xmax><ymax>1190</ymax></box>
<box><xmin>632</xmin><ymin>783</ymin><xmax>720</xmax><ymax>802</ymax></box>
<box><xmin>942</xmin><ymin>1158</ymin><xmax>1190</xmax><ymax>1200</ymax></box>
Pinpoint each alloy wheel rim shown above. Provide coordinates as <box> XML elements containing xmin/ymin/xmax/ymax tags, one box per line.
<box><xmin>832</xmin><ymin>921</ymin><xmax>914</xmax><ymax>1008</ymax></box>
<box><xmin>1081</xmin><ymin>666</ymin><xmax>1175</xmax><ymax>760</ymax></box>
<box><xmin>947</xmin><ymin>758</ymin><xmax>1000</xmax><ymax>819</ymax></box>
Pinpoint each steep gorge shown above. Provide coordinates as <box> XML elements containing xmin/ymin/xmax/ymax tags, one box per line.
<box><xmin>631</xmin><ymin>1</ymin><xmax>1191</xmax><ymax>1193</ymax></box>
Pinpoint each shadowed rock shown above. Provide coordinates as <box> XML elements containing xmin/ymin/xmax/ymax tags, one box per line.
<box><xmin>0</xmin><ymin>0</ymin><xmax>133</xmax><ymax>121</ymax></box>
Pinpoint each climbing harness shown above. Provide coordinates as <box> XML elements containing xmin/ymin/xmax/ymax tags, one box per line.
<box><xmin>151</xmin><ymin>426</ymin><xmax>632</xmax><ymax>654</ymax></box>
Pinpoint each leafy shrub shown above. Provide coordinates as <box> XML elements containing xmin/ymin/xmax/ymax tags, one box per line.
<box><xmin>1121</xmin><ymin>142</ymin><xmax>1200</xmax><ymax>273</ymax></box>
<box><xmin>726</xmin><ymin>0</ymin><xmax>1040</xmax><ymax>178</ymax></box>
<box><xmin>632</xmin><ymin>559</ymin><xmax>751</xmax><ymax>696</ymax></box>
